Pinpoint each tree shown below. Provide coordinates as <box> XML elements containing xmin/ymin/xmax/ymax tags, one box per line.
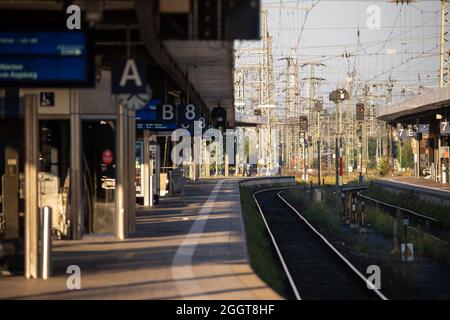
<box><xmin>400</xmin><ymin>140</ymin><xmax>414</xmax><ymax>169</ymax></box>
<box><xmin>368</xmin><ymin>138</ymin><xmax>377</xmax><ymax>169</ymax></box>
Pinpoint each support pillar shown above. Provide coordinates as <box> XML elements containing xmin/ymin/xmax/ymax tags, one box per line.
<box><xmin>70</xmin><ymin>90</ymin><xmax>82</xmax><ymax>240</ymax></box>
<box><xmin>24</xmin><ymin>94</ymin><xmax>39</xmax><ymax>279</ymax></box>
<box><xmin>204</xmin><ymin>139</ymin><xmax>210</xmax><ymax>178</ymax></box>
<box><xmin>224</xmin><ymin>152</ymin><xmax>229</xmax><ymax>177</ymax></box>
<box><xmin>115</xmin><ymin>101</ymin><xmax>127</xmax><ymax>240</ymax></box>
<box><xmin>317</xmin><ymin>139</ymin><xmax>321</xmax><ymax>186</ymax></box>
<box><xmin>128</xmin><ymin>109</ymin><xmax>136</xmax><ymax>234</ymax></box>
<box><xmin>143</xmin><ymin>130</ymin><xmax>150</xmax><ymax>206</ymax></box>
<box><xmin>413</xmin><ymin>138</ymin><xmax>420</xmax><ymax>178</ymax></box>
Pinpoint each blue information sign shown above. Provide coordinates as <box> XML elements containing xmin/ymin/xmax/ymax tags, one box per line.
<box><xmin>136</xmin><ymin>100</ymin><xmax>178</xmax><ymax>131</ymax></box>
<box><xmin>0</xmin><ymin>31</ymin><xmax>94</xmax><ymax>87</ymax></box>
<box><xmin>136</xmin><ymin>102</ymin><xmax>211</xmax><ymax>133</ymax></box>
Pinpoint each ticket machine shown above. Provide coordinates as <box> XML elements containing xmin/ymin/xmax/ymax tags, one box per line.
<box><xmin>149</xmin><ymin>140</ymin><xmax>160</xmax><ymax>205</ymax></box>
<box><xmin>137</xmin><ymin>132</ymin><xmax>161</xmax><ymax>206</ymax></box>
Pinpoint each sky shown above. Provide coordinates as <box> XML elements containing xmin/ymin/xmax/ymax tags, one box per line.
<box><xmin>235</xmin><ymin>0</ymin><xmax>442</xmax><ymax>111</ymax></box>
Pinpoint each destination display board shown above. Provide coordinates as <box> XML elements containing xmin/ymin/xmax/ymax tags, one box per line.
<box><xmin>0</xmin><ymin>31</ymin><xmax>94</xmax><ymax>87</ymax></box>
<box><xmin>136</xmin><ymin>102</ymin><xmax>212</xmax><ymax>133</ymax></box>
<box><xmin>136</xmin><ymin>100</ymin><xmax>178</xmax><ymax>131</ymax></box>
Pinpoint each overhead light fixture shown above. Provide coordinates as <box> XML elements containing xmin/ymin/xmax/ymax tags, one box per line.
<box><xmin>86</xmin><ymin>0</ymin><xmax>103</xmax><ymax>27</ymax></box>
<box><xmin>436</xmin><ymin>114</ymin><xmax>443</xmax><ymax>120</ymax></box>
<box><xmin>160</xmin><ymin>0</ymin><xmax>190</xmax><ymax>13</ymax></box>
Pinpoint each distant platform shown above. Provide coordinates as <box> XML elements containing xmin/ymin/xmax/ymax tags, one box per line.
<box><xmin>0</xmin><ymin>178</ymin><xmax>281</xmax><ymax>300</ymax></box>
<box><xmin>373</xmin><ymin>177</ymin><xmax>450</xmax><ymax>204</ymax></box>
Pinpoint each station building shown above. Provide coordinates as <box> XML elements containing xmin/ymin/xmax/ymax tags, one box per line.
<box><xmin>0</xmin><ymin>0</ymin><xmax>260</xmax><ymax>278</ymax></box>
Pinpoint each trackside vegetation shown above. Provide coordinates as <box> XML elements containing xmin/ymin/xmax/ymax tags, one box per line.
<box><xmin>239</xmin><ymin>186</ymin><xmax>293</xmax><ymax>299</ymax></box>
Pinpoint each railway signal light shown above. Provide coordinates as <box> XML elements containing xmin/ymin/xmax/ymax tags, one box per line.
<box><xmin>329</xmin><ymin>88</ymin><xmax>349</xmax><ymax>102</ymax></box>
<box><xmin>314</xmin><ymin>99</ymin><xmax>323</xmax><ymax>112</ymax></box>
<box><xmin>299</xmin><ymin>116</ymin><xmax>308</xmax><ymax>131</ymax></box>
<box><xmin>356</xmin><ymin>103</ymin><xmax>365</xmax><ymax>121</ymax></box>
<box><xmin>356</xmin><ymin>128</ymin><xmax>362</xmax><ymax>139</ymax></box>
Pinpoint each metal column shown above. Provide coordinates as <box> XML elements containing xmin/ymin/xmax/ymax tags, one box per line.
<box><xmin>24</xmin><ymin>94</ymin><xmax>39</xmax><ymax>279</ymax></box>
<box><xmin>143</xmin><ymin>130</ymin><xmax>150</xmax><ymax>206</ymax></box>
<box><xmin>224</xmin><ymin>151</ymin><xmax>229</xmax><ymax>177</ymax></box>
<box><xmin>115</xmin><ymin>100</ymin><xmax>127</xmax><ymax>240</ymax></box>
<box><xmin>128</xmin><ymin>109</ymin><xmax>136</xmax><ymax>234</ymax></box>
<box><xmin>70</xmin><ymin>89</ymin><xmax>82</xmax><ymax>239</ymax></box>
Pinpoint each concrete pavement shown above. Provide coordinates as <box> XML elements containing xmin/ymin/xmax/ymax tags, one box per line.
<box><xmin>0</xmin><ymin>178</ymin><xmax>281</xmax><ymax>300</ymax></box>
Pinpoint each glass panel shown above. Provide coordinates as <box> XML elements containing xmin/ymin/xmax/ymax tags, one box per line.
<box><xmin>82</xmin><ymin>120</ymin><xmax>116</xmax><ymax>235</ymax></box>
<box><xmin>38</xmin><ymin>120</ymin><xmax>70</xmax><ymax>239</ymax></box>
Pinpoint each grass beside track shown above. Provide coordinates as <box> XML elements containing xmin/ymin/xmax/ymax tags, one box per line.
<box><xmin>364</xmin><ymin>182</ymin><xmax>450</xmax><ymax>228</ymax></box>
<box><xmin>363</xmin><ymin>198</ymin><xmax>450</xmax><ymax>271</ymax></box>
<box><xmin>239</xmin><ymin>186</ymin><xmax>293</xmax><ymax>299</ymax></box>
<box><xmin>362</xmin><ymin>183</ymin><xmax>450</xmax><ymax>270</ymax></box>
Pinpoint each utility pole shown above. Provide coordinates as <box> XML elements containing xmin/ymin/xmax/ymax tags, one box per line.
<box><xmin>258</xmin><ymin>9</ymin><xmax>275</xmax><ymax>175</ymax></box>
<box><xmin>315</xmin><ymin>99</ymin><xmax>323</xmax><ymax>185</ymax></box>
<box><xmin>234</xmin><ymin>69</ymin><xmax>246</xmax><ymax>113</ymax></box>
<box><xmin>440</xmin><ymin>0</ymin><xmax>450</xmax><ymax>88</ymax></box>
<box><xmin>283</xmin><ymin>51</ymin><xmax>299</xmax><ymax>173</ymax></box>
<box><xmin>356</xmin><ymin>102</ymin><xmax>365</xmax><ymax>183</ymax></box>
<box><xmin>330</xmin><ymin>89</ymin><xmax>349</xmax><ymax>188</ymax></box>
<box><xmin>386</xmin><ymin>79</ymin><xmax>395</xmax><ymax>172</ymax></box>
<box><xmin>301</xmin><ymin>62</ymin><xmax>325</xmax><ymax>178</ymax></box>
<box><xmin>362</xmin><ymin>84</ymin><xmax>371</xmax><ymax>172</ymax></box>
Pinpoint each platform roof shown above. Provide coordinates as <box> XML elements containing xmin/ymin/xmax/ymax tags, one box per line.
<box><xmin>164</xmin><ymin>41</ymin><xmax>235</xmax><ymax>126</ymax></box>
<box><xmin>378</xmin><ymin>86</ymin><xmax>450</xmax><ymax>123</ymax></box>
<box><xmin>0</xmin><ymin>0</ymin><xmax>237</xmax><ymax>125</ymax></box>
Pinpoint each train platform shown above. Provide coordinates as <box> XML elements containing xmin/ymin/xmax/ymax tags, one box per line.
<box><xmin>0</xmin><ymin>178</ymin><xmax>281</xmax><ymax>300</ymax></box>
<box><xmin>374</xmin><ymin>177</ymin><xmax>450</xmax><ymax>205</ymax></box>
<box><xmin>376</xmin><ymin>177</ymin><xmax>450</xmax><ymax>194</ymax></box>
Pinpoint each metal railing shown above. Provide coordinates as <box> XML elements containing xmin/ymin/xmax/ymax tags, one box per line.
<box><xmin>355</xmin><ymin>190</ymin><xmax>447</xmax><ymax>244</ymax></box>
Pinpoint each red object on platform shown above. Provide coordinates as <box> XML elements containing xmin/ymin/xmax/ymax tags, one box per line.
<box><xmin>102</xmin><ymin>149</ymin><xmax>114</xmax><ymax>165</ymax></box>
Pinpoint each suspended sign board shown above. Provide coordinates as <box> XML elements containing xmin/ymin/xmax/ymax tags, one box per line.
<box><xmin>136</xmin><ymin>102</ymin><xmax>210</xmax><ymax>133</ymax></box>
<box><xmin>136</xmin><ymin>100</ymin><xmax>177</xmax><ymax>131</ymax></box>
<box><xmin>112</xmin><ymin>58</ymin><xmax>149</xmax><ymax>110</ymax></box>
<box><xmin>441</xmin><ymin>121</ymin><xmax>450</xmax><ymax>135</ymax></box>
<box><xmin>111</xmin><ymin>59</ymin><xmax>147</xmax><ymax>94</ymax></box>
<box><xmin>396</xmin><ymin>126</ymin><xmax>415</xmax><ymax>140</ymax></box>
<box><xmin>0</xmin><ymin>31</ymin><xmax>94</xmax><ymax>87</ymax></box>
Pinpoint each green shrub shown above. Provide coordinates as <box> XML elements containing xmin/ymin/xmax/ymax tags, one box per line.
<box><xmin>376</xmin><ymin>156</ymin><xmax>390</xmax><ymax>176</ymax></box>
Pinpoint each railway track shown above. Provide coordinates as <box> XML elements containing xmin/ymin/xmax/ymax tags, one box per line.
<box><xmin>253</xmin><ymin>187</ymin><xmax>387</xmax><ymax>300</ymax></box>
